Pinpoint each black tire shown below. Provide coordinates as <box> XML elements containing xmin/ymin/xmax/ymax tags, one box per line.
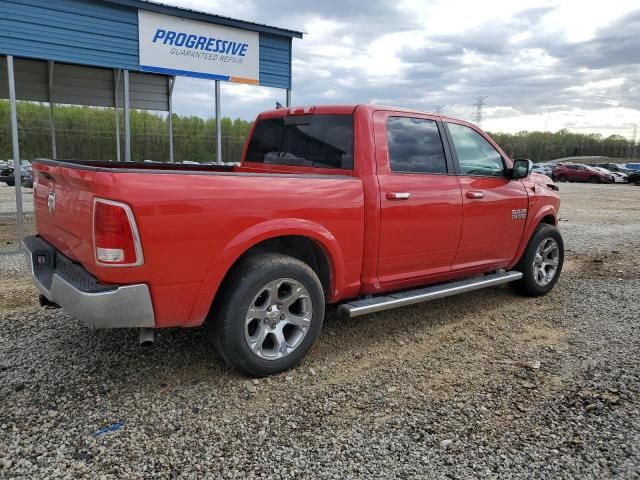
<box><xmin>512</xmin><ymin>224</ymin><xmax>564</xmax><ymax>297</ymax></box>
<box><xmin>6</xmin><ymin>181</ymin><xmax>15</xmax><ymax>187</ymax></box>
<box><xmin>207</xmin><ymin>253</ymin><xmax>325</xmax><ymax>377</ymax></box>
<box><xmin>557</xmin><ymin>174</ymin><xmax>568</xmax><ymax>182</ymax></box>
<box><xmin>589</xmin><ymin>176</ymin><xmax>600</xmax><ymax>184</ymax></box>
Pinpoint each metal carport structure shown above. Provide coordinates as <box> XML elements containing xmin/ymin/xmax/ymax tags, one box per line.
<box><xmin>0</xmin><ymin>0</ymin><xmax>303</xmax><ymax>252</ymax></box>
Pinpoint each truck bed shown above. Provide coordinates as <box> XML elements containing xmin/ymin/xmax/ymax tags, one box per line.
<box><xmin>31</xmin><ymin>158</ymin><xmax>366</xmax><ymax>327</ymax></box>
<box><xmin>33</xmin><ymin>159</ymin><xmax>238</xmax><ymax>172</ymax></box>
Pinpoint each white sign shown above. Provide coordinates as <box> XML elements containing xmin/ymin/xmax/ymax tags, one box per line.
<box><xmin>138</xmin><ymin>10</ymin><xmax>259</xmax><ymax>84</ymax></box>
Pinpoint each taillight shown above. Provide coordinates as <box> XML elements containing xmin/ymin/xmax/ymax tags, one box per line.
<box><xmin>93</xmin><ymin>198</ymin><xmax>143</xmax><ymax>267</ymax></box>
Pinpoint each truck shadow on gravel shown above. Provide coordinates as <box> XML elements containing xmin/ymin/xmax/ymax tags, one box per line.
<box><xmin>0</xmin><ymin>257</ymin><xmax>609</xmax><ymax>395</ymax></box>
<box><xmin>33</xmin><ymin>283</ymin><xmax>566</xmax><ymax>390</ymax></box>
<box><xmin>1</xmin><ymin>277</ymin><xmax>569</xmax><ymax>406</ymax></box>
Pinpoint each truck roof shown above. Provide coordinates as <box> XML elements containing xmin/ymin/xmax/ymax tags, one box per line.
<box><xmin>258</xmin><ymin>104</ymin><xmax>476</xmax><ymax>128</ymax></box>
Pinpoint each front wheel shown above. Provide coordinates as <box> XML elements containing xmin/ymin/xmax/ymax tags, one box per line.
<box><xmin>589</xmin><ymin>176</ymin><xmax>601</xmax><ymax>184</ymax></box>
<box><xmin>512</xmin><ymin>224</ymin><xmax>564</xmax><ymax>296</ymax></box>
<box><xmin>208</xmin><ymin>253</ymin><xmax>325</xmax><ymax>377</ymax></box>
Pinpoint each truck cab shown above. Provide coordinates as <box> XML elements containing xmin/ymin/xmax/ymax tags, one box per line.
<box><xmin>240</xmin><ymin>105</ymin><xmax>560</xmax><ymax>294</ymax></box>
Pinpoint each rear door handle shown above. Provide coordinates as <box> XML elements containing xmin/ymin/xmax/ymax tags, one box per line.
<box><xmin>386</xmin><ymin>192</ymin><xmax>411</xmax><ymax>200</ymax></box>
<box><xmin>466</xmin><ymin>191</ymin><xmax>485</xmax><ymax>199</ymax></box>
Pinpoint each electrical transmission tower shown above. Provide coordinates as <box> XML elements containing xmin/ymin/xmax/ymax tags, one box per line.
<box><xmin>434</xmin><ymin>104</ymin><xmax>445</xmax><ymax>114</ymax></box>
<box><xmin>472</xmin><ymin>96</ymin><xmax>488</xmax><ymax>126</ymax></box>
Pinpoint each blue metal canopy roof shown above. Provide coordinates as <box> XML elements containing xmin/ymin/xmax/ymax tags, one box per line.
<box><xmin>0</xmin><ymin>0</ymin><xmax>301</xmax><ymax>89</ymax></box>
<box><xmin>106</xmin><ymin>0</ymin><xmax>303</xmax><ymax>38</ymax></box>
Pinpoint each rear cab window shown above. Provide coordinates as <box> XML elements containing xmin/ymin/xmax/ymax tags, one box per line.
<box><xmin>245</xmin><ymin>114</ymin><xmax>354</xmax><ymax>170</ymax></box>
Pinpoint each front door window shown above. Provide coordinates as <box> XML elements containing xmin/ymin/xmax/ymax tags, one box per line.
<box><xmin>447</xmin><ymin>123</ymin><xmax>505</xmax><ymax>177</ymax></box>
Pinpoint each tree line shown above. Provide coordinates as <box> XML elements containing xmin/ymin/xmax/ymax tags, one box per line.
<box><xmin>488</xmin><ymin>129</ymin><xmax>637</xmax><ymax>162</ymax></box>
<box><xmin>0</xmin><ymin>100</ymin><xmax>637</xmax><ymax>163</ymax></box>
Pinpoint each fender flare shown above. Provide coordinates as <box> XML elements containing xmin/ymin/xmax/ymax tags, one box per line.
<box><xmin>509</xmin><ymin>205</ymin><xmax>558</xmax><ymax>269</ymax></box>
<box><xmin>186</xmin><ymin>218</ymin><xmax>346</xmax><ymax>326</ymax></box>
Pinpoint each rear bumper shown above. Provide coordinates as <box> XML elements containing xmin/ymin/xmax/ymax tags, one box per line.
<box><xmin>23</xmin><ymin>235</ymin><xmax>155</xmax><ymax>329</ymax></box>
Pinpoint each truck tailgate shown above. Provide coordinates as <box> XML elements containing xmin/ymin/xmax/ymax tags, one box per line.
<box><xmin>33</xmin><ymin>162</ymin><xmax>97</xmax><ymax>266</ymax></box>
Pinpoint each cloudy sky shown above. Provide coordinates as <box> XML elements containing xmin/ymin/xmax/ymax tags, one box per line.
<box><xmin>165</xmin><ymin>0</ymin><xmax>639</xmax><ymax>137</ymax></box>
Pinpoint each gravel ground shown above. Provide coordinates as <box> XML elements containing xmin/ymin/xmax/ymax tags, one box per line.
<box><xmin>0</xmin><ymin>183</ymin><xmax>35</xmax><ymax>253</ymax></box>
<box><xmin>1</xmin><ymin>183</ymin><xmax>639</xmax><ymax>479</ymax></box>
<box><xmin>0</xmin><ymin>183</ymin><xmax>33</xmax><ymax>215</ymax></box>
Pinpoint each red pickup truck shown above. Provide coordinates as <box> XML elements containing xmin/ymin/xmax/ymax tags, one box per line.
<box><xmin>24</xmin><ymin>105</ymin><xmax>563</xmax><ymax>376</ymax></box>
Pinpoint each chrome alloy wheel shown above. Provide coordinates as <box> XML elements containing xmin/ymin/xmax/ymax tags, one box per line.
<box><xmin>532</xmin><ymin>237</ymin><xmax>560</xmax><ymax>286</ymax></box>
<box><xmin>244</xmin><ymin>278</ymin><xmax>313</xmax><ymax>360</ymax></box>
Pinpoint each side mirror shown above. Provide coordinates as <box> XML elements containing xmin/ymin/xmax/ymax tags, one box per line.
<box><xmin>511</xmin><ymin>158</ymin><xmax>533</xmax><ymax>179</ymax></box>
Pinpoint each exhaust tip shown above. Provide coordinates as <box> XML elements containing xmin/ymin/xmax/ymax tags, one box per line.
<box><xmin>139</xmin><ymin>328</ymin><xmax>155</xmax><ymax>347</ymax></box>
<box><xmin>39</xmin><ymin>294</ymin><xmax>60</xmax><ymax>309</ymax></box>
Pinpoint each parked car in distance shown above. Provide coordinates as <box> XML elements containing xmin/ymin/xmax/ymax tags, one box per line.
<box><xmin>627</xmin><ymin>171</ymin><xmax>640</xmax><ymax>185</ymax></box>
<box><xmin>531</xmin><ymin>164</ymin><xmax>553</xmax><ymax>177</ymax></box>
<box><xmin>1</xmin><ymin>165</ymin><xmax>31</xmax><ymax>187</ymax></box>
<box><xmin>590</xmin><ymin>166</ymin><xmax>627</xmax><ymax>183</ymax></box>
<box><xmin>25</xmin><ymin>104</ymin><xmax>564</xmax><ymax>377</ymax></box>
<box><xmin>553</xmin><ymin>163</ymin><xmax>613</xmax><ymax>183</ymax></box>
<box><xmin>595</xmin><ymin>163</ymin><xmax>634</xmax><ymax>175</ymax></box>
<box><xmin>611</xmin><ymin>172</ymin><xmax>628</xmax><ymax>183</ymax></box>
<box><xmin>0</xmin><ymin>165</ymin><xmax>13</xmax><ymax>185</ymax></box>
<box><xmin>21</xmin><ymin>166</ymin><xmax>34</xmax><ymax>188</ymax></box>
<box><xmin>6</xmin><ymin>159</ymin><xmax>31</xmax><ymax>168</ymax></box>
<box><xmin>624</xmin><ymin>163</ymin><xmax>640</xmax><ymax>171</ymax></box>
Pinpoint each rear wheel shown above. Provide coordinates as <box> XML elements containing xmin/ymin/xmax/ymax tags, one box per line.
<box><xmin>557</xmin><ymin>174</ymin><xmax>568</xmax><ymax>182</ymax></box>
<box><xmin>207</xmin><ymin>253</ymin><xmax>325</xmax><ymax>377</ymax></box>
<box><xmin>512</xmin><ymin>224</ymin><xmax>564</xmax><ymax>296</ymax></box>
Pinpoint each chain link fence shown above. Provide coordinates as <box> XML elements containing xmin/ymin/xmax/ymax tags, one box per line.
<box><xmin>0</xmin><ymin>101</ymin><xmax>252</xmax><ymax>163</ymax></box>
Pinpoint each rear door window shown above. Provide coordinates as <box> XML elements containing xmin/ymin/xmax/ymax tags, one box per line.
<box><xmin>245</xmin><ymin>115</ymin><xmax>354</xmax><ymax>169</ymax></box>
<box><xmin>386</xmin><ymin>117</ymin><xmax>448</xmax><ymax>174</ymax></box>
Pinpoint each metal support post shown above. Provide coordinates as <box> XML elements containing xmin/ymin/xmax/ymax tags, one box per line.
<box><xmin>286</xmin><ymin>89</ymin><xmax>292</xmax><ymax>108</ymax></box>
<box><xmin>215</xmin><ymin>80</ymin><xmax>222</xmax><ymax>164</ymax></box>
<box><xmin>7</xmin><ymin>55</ymin><xmax>24</xmax><ymax>248</ymax></box>
<box><xmin>48</xmin><ymin>61</ymin><xmax>57</xmax><ymax>159</ymax></box>
<box><xmin>168</xmin><ymin>76</ymin><xmax>175</xmax><ymax>163</ymax></box>
<box><xmin>123</xmin><ymin>70</ymin><xmax>131</xmax><ymax>162</ymax></box>
<box><xmin>114</xmin><ymin>70</ymin><xmax>121</xmax><ymax>162</ymax></box>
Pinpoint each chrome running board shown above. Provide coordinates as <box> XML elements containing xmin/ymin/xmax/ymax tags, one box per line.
<box><xmin>338</xmin><ymin>271</ymin><xmax>523</xmax><ymax>318</ymax></box>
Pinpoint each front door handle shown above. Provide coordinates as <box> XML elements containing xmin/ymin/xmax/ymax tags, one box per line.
<box><xmin>466</xmin><ymin>191</ymin><xmax>485</xmax><ymax>199</ymax></box>
<box><xmin>386</xmin><ymin>192</ymin><xmax>411</xmax><ymax>200</ymax></box>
